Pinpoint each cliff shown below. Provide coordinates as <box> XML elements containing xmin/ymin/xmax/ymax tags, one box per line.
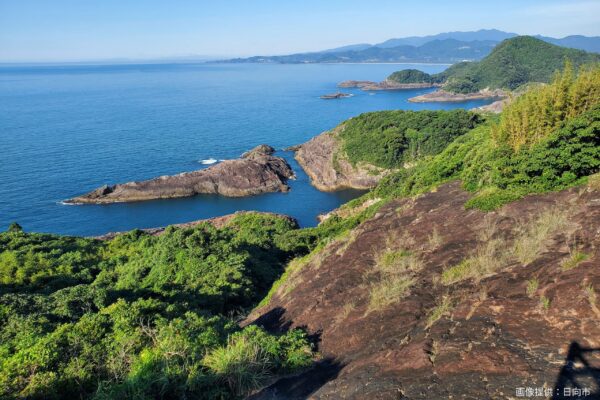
<box><xmin>247</xmin><ymin>181</ymin><xmax>600</xmax><ymax>399</ymax></box>
<box><xmin>65</xmin><ymin>145</ymin><xmax>295</xmax><ymax>204</ymax></box>
<box><xmin>294</xmin><ymin>128</ymin><xmax>388</xmax><ymax>191</ymax></box>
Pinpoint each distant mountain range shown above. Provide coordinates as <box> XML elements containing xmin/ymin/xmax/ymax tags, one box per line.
<box><xmin>220</xmin><ymin>29</ymin><xmax>600</xmax><ymax>64</ymax></box>
<box><xmin>386</xmin><ymin>36</ymin><xmax>600</xmax><ymax>94</ymax></box>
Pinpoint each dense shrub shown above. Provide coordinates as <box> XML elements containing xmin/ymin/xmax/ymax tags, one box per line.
<box><xmin>387</xmin><ymin>69</ymin><xmax>433</xmax><ymax>84</ymax></box>
<box><xmin>492</xmin><ymin>63</ymin><xmax>600</xmax><ymax>150</ymax></box>
<box><xmin>337</xmin><ymin>109</ymin><xmax>483</xmax><ymax>169</ymax></box>
<box><xmin>373</xmin><ymin>105</ymin><xmax>600</xmax><ymax>210</ymax></box>
<box><xmin>441</xmin><ymin>36</ymin><xmax>600</xmax><ymax>93</ymax></box>
<box><xmin>0</xmin><ymin>213</ymin><xmax>313</xmax><ymax>399</ymax></box>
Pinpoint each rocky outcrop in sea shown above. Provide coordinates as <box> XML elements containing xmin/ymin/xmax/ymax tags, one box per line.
<box><xmin>66</xmin><ymin>145</ymin><xmax>295</xmax><ymax>204</ymax></box>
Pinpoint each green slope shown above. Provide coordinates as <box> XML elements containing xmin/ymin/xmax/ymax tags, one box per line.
<box><xmin>386</xmin><ymin>36</ymin><xmax>600</xmax><ymax>93</ymax></box>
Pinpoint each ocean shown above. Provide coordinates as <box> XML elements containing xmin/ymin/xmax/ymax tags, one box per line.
<box><xmin>0</xmin><ymin>62</ymin><xmax>494</xmax><ymax>236</ymax></box>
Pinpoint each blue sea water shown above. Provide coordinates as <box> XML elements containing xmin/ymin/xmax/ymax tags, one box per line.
<box><xmin>0</xmin><ymin>63</ymin><xmax>494</xmax><ymax>236</ymax></box>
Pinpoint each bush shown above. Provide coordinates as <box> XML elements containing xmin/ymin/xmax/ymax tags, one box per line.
<box><xmin>0</xmin><ymin>213</ymin><xmax>314</xmax><ymax>399</ymax></box>
<box><xmin>387</xmin><ymin>69</ymin><xmax>433</xmax><ymax>84</ymax></box>
<box><xmin>337</xmin><ymin>109</ymin><xmax>483</xmax><ymax>169</ymax></box>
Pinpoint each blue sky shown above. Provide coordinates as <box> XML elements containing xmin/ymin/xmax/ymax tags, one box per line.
<box><xmin>1</xmin><ymin>0</ymin><xmax>600</xmax><ymax>62</ymax></box>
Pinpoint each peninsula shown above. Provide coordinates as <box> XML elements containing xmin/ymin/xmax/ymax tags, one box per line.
<box><xmin>340</xmin><ymin>36</ymin><xmax>600</xmax><ymax>110</ymax></box>
<box><xmin>65</xmin><ymin>144</ymin><xmax>295</xmax><ymax>203</ymax></box>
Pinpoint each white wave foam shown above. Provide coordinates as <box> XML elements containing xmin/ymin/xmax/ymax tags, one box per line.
<box><xmin>199</xmin><ymin>158</ymin><xmax>218</xmax><ymax>165</ymax></box>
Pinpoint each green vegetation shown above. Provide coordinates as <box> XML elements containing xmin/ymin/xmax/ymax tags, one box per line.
<box><xmin>493</xmin><ymin>63</ymin><xmax>600</xmax><ymax>150</ymax></box>
<box><xmin>373</xmin><ymin>65</ymin><xmax>600</xmax><ymax>211</ymax></box>
<box><xmin>426</xmin><ymin>296</ymin><xmax>453</xmax><ymax>328</ymax></box>
<box><xmin>387</xmin><ymin>69</ymin><xmax>434</xmax><ymax>84</ymax></box>
<box><xmin>387</xmin><ymin>36</ymin><xmax>600</xmax><ymax>94</ymax></box>
<box><xmin>366</xmin><ymin>247</ymin><xmax>423</xmax><ymax>312</ymax></box>
<box><xmin>2</xmin><ymin>53</ymin><xmax>600</xmax><ymax>400</ymax></box>
<box><xmin>337</xmin><ymin>109</ymin><xmax>483</xmax><ymax>169</ymax></box>
<box><xmin>561</xmin><ymin>251</ymin><xmax>589</xmax><ymax>271</ymax></box>
<box><xmin>0</xmin><ymin>213</ymin><xmax>313</xmax><ymax>399</ymax></box>
<box><xmin>526</xmin><ymin>279</ymin><xmax>539</xmax><ymax>298</ymax></box>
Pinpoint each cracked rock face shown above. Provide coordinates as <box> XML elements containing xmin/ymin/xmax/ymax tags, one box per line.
<box><xmin>247</xmin><ymin>182</ymin><xmax>600</xmax><ymax>399</ymax></box>
<box><xmin>65</xmin><ymin>145</ymin><xmax>295</xmax><ymax>204</ymax></box>
<box><xmin>295</xmin><ymin>128</ymin><xmax>388</xmax><ymax>192</ymax></box>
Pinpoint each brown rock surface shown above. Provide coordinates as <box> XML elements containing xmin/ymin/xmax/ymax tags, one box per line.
<box><xmin>294</xmin><ymin>128</ymin><xmax>388</xmax><ymax>191</ymax></box>
<box><xmin>338</xmin><ymin>79</ymin><xmax>440</xmax><ymax>91</ymax></box>
<box><xmin>65</xmin><ymin>145</ymin><xmax>295</xmax><ymax>204</ymax></box>
<box><xmin>247</xmin><ymin>182</ymin><xmax>600</xmax><ymax>399</ymax></box>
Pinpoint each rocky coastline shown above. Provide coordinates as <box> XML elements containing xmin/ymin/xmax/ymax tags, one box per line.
<box><xmin>338</xmin><ymin>79</ymin><xmax>440</xmax><ymax>91</ymax></box>
<box><xmin>294</xmin><ymin>127</ymin><xmax>389</xmax><ymax>191</ymax></box>
<box><xmin>409</xmin><ymin>88</ymin><xmax>507</xmax><ymax>103</ymax></box>
<box><xmin>65</xmin><ymin>145</ymin><xmax>295</xmax><ymax>204</ymax></box>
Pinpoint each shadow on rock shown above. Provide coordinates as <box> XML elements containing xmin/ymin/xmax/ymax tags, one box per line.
<box><xmin>247</xmin><ymin>357</ymin><xmax>344</xmax><ymax>400</ymax></box>
<box><xmin>553</xmin><ymin>341</ymin><xmax>600</xmax><ymax>399</ymax></box>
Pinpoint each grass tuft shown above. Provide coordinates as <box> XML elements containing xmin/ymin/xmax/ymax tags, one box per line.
<box><xmin>513</xmin><ymin>207</ymin><xmax>568</xmax><ymax>265</ymax></box>
<box><xmin>203</xmin><ymin>336</ymin><xmax>272</xmax><ymax>397</ymax></box>
<box><xmin>426</xmin><ymin>296</ymin><xmax>453</xmax><ymax>328</ymax></box>
<box><xmin>526</xmin><ymin>279</ymin><xmax>539</xmax><ymax>298</ymax></box>
<box><xmin>539</xmin><ymin>295</ymin><xmax>551</xmax><ymax>311</ymax></box>
<box><xmin>588</xmin><ymin>173</ymin><xmax>600</xmax><ymax>191</ymax></box>
<box><xmin>366</xmin><ymin>247</ymin><xmax>422</xmax><ymax>312</ymax></box>
<box><xmin>561</xmin><ymin>251</ymin><xmax>589</xmax><ymax>271</ymax></box>
<box><xmin>428</xmin><ymin>227</ymin><xmax>444</xmax><ymax>250</ymax></box>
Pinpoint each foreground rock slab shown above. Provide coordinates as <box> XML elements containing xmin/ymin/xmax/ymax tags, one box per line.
<box><xmin>65</xmin><ymin>145</ymin><xmax>295</xmax><ymax>204</ymax></box>
<box><xmin>247</xmin><ymin>182</ymin><xmax>600</xmax><ymax>399</ymax></box>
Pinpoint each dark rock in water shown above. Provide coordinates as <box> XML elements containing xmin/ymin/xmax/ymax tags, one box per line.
<box><xmin>65</xmin><ymin>144</ymin><xmax>295</xmax><ymax>204</ymax></box>
<box><xmin>283</xmin><ymin>144</ymin><xmax>301</xmax><ymax>152</ymax></box>
<box><xmin>241</xmin><ymin>144</ymin><xmax>275</xmax><ymax>158</ymax></box>
<box><xmin>320</xmin><ymin>92</ymin><xmax>353</xmax><ymax>100</ymax></box>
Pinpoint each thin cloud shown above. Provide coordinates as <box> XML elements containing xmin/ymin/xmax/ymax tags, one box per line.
<box><xmin>522</xmin><ymin>1</ymin><xmax>600</xmax><ymax>18</ymax></box>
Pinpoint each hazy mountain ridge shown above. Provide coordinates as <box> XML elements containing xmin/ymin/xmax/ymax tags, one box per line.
<box><xmin>220</xmin><ymin>29</ymin><xmax>600</xmax><ymax>64</ymax></box>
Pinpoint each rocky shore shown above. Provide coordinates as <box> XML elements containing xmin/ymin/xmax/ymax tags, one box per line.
<box><xmin>409</xmin><ymin>88</ymin><xmax>507</xmax><ymax>102</ymax></box>
<box><xmin>339</xmin><ymin>79</ymin><xmax>439</xmax><ymax>91</ymax></box>
<box><xmin>294</xmin><ymin>127</ymin><xmax>389</xmax><ymax>191</ymax></box>
<box><xmin>65</xmin><ymin>145</ymin><xmax>295</xmax><ymax>204</ymax></box>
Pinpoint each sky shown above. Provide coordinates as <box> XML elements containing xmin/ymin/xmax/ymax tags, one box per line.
<box><xmin>1</xmin><ymin>0</ymin><xmax>600</xmax><ymax>62</ymax></box>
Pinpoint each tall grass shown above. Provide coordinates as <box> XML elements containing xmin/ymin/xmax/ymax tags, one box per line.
<box><xmin>203</xmin><ymin>336</ymin><xmax>272</xmax><ymax>397</ymax></box>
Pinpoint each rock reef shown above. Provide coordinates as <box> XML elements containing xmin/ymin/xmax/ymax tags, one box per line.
<box><xmin>66</xmin><ymin>145</ymin><xmax>295</xmax><ymax>204</ymax></box>
<box><xmin>409</xmin><ymin>88</ymin><xmax>507</xmax><ymax>103</ymax></box>
<box><xmin>338</xmin><ymin>79</ymin><xmax>439</xmax><ymax>91</ymax></box>
<box><xmin>294</xmin><ymin>128</ymin><xmax>388</xmax><ymax>191</ymax></box>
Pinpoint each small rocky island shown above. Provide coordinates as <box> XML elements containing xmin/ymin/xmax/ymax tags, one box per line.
<box><xmin>65</xmin><ymin>145</ymin><xmax>295</xmax><ymax>204</ymax></box>
<box><xmin>320</xmin><ymin>92</ymin><xmax>353</xmax><ymax>100</ymax></box>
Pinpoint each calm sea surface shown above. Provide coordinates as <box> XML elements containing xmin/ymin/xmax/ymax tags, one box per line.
<box><xmin>0</xmin><ymin>63</ymin><xmax>494</xmax><ymax>236</ymax></box>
